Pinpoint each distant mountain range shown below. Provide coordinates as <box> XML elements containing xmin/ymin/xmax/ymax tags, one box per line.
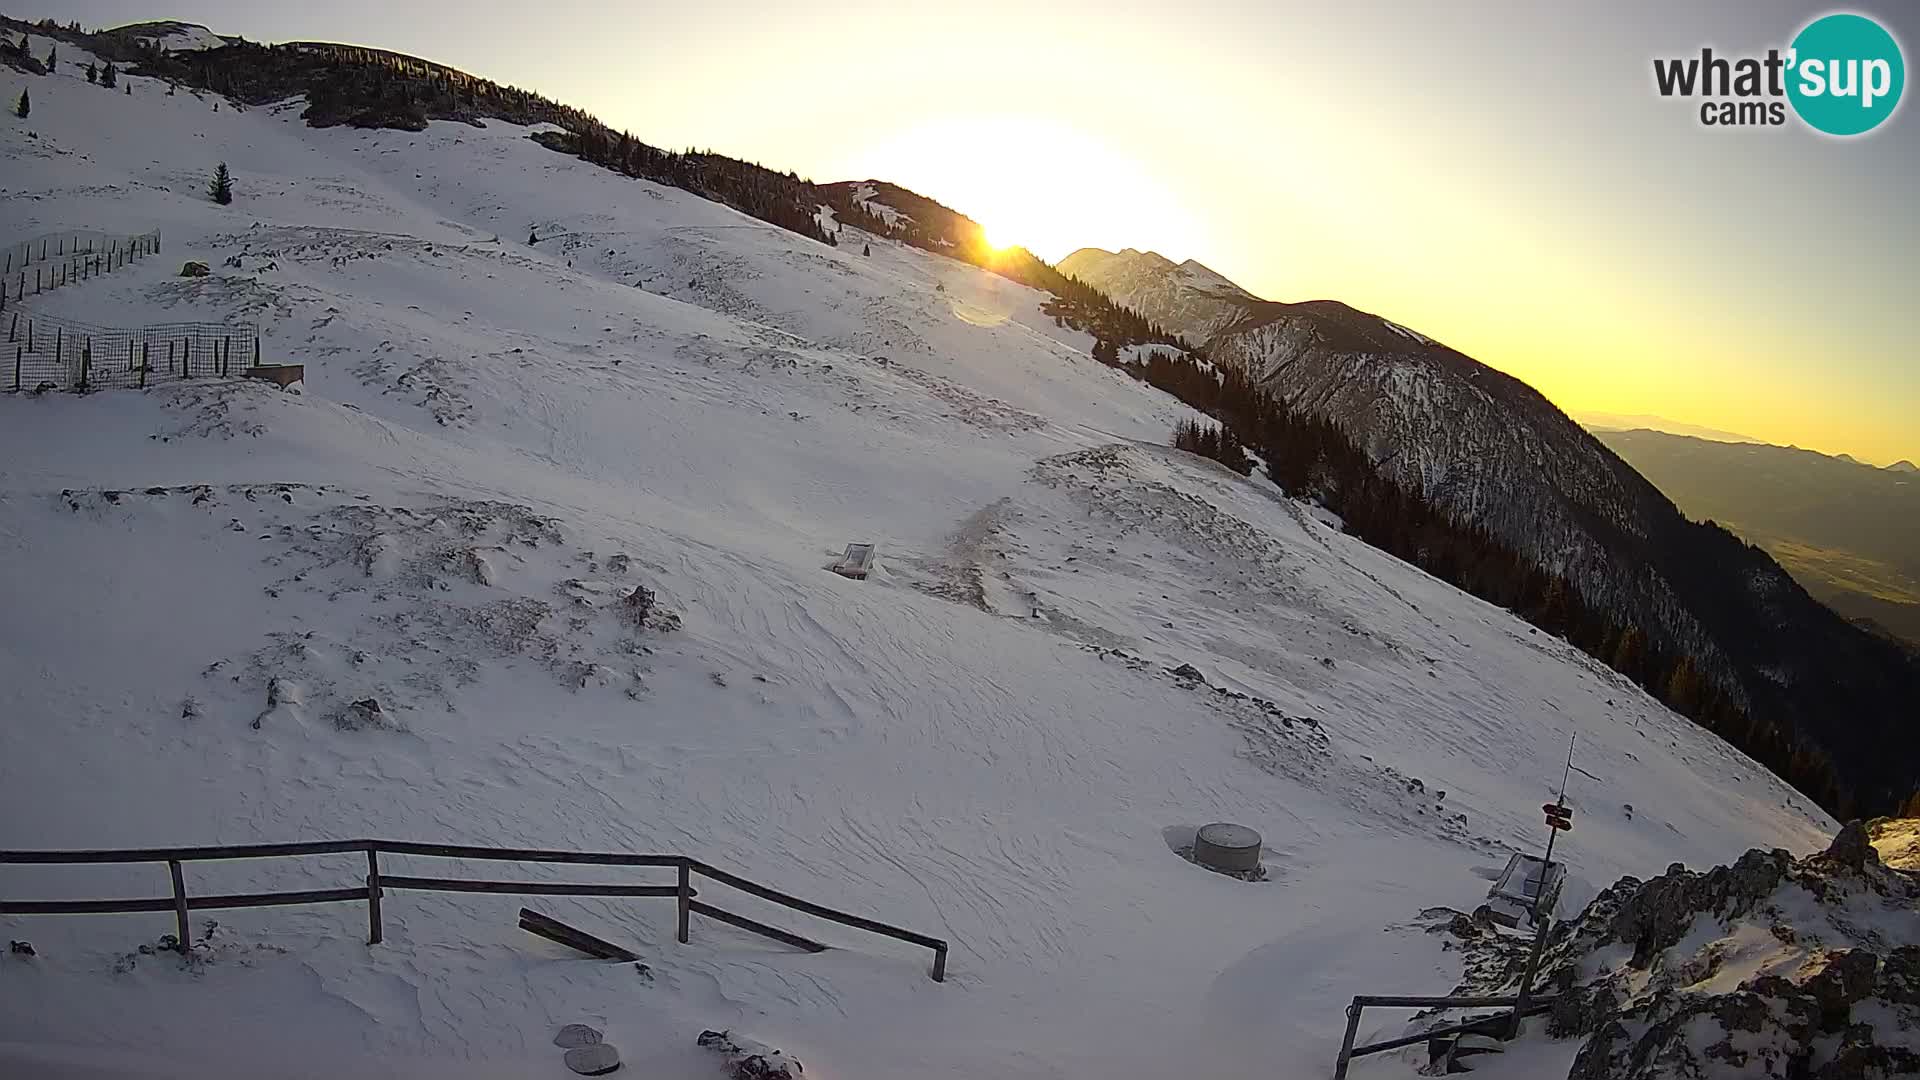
<box><xmin>1595</xmin><ymin>430</ymin><xmax>1920</xmax><ymax>648</ymax></box>
<box><xmin>1575</xmin><ymin>412</ymin><xmax>1762</xmax><ymax>445</ymax></box>
<box><xmin>1038</xmin><ymin>246</ymin><xmax>1919</xmax><ymax>814</ymax></box>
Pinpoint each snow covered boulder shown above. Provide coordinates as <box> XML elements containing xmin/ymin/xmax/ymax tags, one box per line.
<box><xmin>180</xmin><ymin>261</ymin><xmax>211</xmax><ymax>277</ymax></box>
<box><xmin>697</xmin><ymin>1030</ymin><xmax>802</xmax><ymax>1079</ymax></box>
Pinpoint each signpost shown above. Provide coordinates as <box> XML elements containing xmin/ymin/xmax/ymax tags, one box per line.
<box><xmin>1511</xmin><ymin>734</ymin><xmax>1578</xmax><ymax>1037</ymax></box>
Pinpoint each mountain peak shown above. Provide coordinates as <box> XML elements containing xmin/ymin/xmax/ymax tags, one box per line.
<box><xmin>1889</xmin><ymin>460</ymin><xmax>1919</xmax><ymax>473</ymax></box>
<box><xmin>1056</xmin><ymin>247</ymin><xmax>1259</xmax><ymax>343</ymax></box>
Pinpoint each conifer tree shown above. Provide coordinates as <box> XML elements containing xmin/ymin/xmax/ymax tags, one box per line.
<box><xmin>862</xmin><ymin>243</ymin><xmax>871</xmax><ymax>257</ymax></box>
<box><xmin>85</xmin><ymin>61</ymin><xmax>97</xmax><ymax>83</ymax></box>
<box><xmin>100</xmin><ymin>62</ymin><xmax>116</xmax><ymax>89</ymax></box>
<box><xmin>209</xmin><ymin>161</ymin><xmax>233</xmax><ymax>205</ymax></box>
<box><xmin>13</xmin><ymin>86</ymin><xmax>27</xmax><ymax>119</ymax></box>
<box><xmin>45</xmin><ymin>46</ymin><xmax>55</xmax><ymax>72</ymax></box>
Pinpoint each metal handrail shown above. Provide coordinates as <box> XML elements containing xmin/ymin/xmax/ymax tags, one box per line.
<box><xmin>1332</xmin><ymin>993</ymin><xmax>1557</xmax><ymax>1078</ymax></box>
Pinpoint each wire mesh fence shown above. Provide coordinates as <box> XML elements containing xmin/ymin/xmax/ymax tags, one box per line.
<box><xmin>5</xmin><ymin>310</ymin><xmax>260</xmax><ymax>393</ymax></box>
<box><xmin>0</xmin><ymin>230</ymin><xmax>165</xmax><ymax>313</ymax></box>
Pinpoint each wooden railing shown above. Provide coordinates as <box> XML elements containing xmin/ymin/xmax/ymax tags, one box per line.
<box><xmin>0</xmin><ymin>839</ymin><xmax>949</xmax><ymax>981</ymax></box>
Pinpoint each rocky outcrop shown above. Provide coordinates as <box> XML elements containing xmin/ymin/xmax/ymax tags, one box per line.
<box><xmin>1437</xmin><ymin>823</ymin><xmax>1919</xmax><ymax>1079</ymax></box>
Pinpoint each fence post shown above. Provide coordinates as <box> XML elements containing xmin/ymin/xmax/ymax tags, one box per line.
<box><xmin>139</xmin><ymin>343</ymin><xmax>147</xmax><ymax>390</ymax></box>
<box><xmin>1508</xmin><ymin>915</ymin><xmax>1553</xmax><ymax>1039</ymax></box>
<box><xmin>12</xmin><ymin>345</ymin><xmax>19</xmax><ymax>392</ymax></box>
<box><xmin>168</xmin><ymin>340</ymin><xmax>175</xmax><ymax>374</ymax></box>
<box><xmin>932</xmin><ymin>943</ymin><xmax>948</xmax><ymax>983</ymax></box>
<box><xmin>253</xmin><ymin>336</ymin><xmax>260</xmax><ymax>368</ymax></box>
<box><xmin>676</xmin><ymin>861</ymin><xmax>691</xmax><ymax>944</ymax></box>
<box><xmin>365</xmin><ymin>847</ymin><xmax>384</xmax><ymax>945</ymax></box>
<box><xmin>167</xmin><ymin>860</ymin><xmax>192</xmax><ymax>954</ymax></box>
<box><xmin>1332</xmin><ymin>1000</ymin><xmax>1363</xmax><ymax>1080</ymax></box>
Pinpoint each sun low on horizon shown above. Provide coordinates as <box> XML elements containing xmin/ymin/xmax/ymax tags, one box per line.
<box><xmin>846</xmin><ymin>114</ymin><xmax>1210</xmax><ymax>267</ymax></box>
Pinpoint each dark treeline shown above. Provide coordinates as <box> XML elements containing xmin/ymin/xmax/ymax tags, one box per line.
<box><xmin>531</xmin><ymin>128</ymin><xmax>833</xmax><ymax>245</ymax></box>
<box><xmin>1123</xmin><ymin>346</ymin><xmax>1855</xmax><ymax>813</ymax></box>
<box><xmin>1169</xmin><ymin>417</ymin><xmax>1254</xmax><ymax>475</ymax></box>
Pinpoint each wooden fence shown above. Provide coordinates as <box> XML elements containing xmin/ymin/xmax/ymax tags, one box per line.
<box><xmin>1</xmin><ymin>229</ymin><xmax>163</xmax><ymax>311</ymax></box>
<box><xmin>5</xmin><ymin>311</ymin><xmax>260</xmax><ymax>392</ymax></box>
<box><xmin>0</xmin><ymin>839</ymin><xmax>949</xmax><ymax>981</ymax></box>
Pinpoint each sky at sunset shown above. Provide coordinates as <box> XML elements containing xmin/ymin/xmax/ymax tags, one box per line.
<box><xmin>28</xmin><ymin>1</ymin><xmax>1919</xmax><ymax>464</ymax></box>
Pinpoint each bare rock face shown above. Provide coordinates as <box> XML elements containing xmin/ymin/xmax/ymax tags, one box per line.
<box><xmin>1818</xmin><ymin>820</ymin><xmax>1880</xmax><ymax>871</ymax></box>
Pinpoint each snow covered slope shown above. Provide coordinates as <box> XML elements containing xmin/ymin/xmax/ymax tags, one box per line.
<box><xmin>110</xmin><ymin>20</ymin><xmax>237</xmax><ymax>52</ymax></box>
<box><xmin>0</xmin><ymin>39</ymin><xmax>1836</xmax><ymax>1080</ymax></box>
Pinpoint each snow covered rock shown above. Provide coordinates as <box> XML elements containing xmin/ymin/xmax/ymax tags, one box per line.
<box><xmin>697</xmin><ymin>1030</ymin><xmax>802</xmax><ymax>1079</ymax></box>
<box><xmin>1445</xmin><ymin>822</ymin><xmax>1920</xmax><ymax>1079</ymax></box>
<box><xmin>1869</xmin><ymin>817</ymin><xmax>1920</xmax><ymax>870</ymax></box>
<box><xmin>553</xmin><ymin>1023</ymin><xmax>604</xmax><ymax>1048</ymax></box>
<box><xmin>563</xmin><ymin>1041</ymin><xmax>621</xmax><ymax>1075</ymax></box>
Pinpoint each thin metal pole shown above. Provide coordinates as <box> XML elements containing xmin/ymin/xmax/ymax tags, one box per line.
<box><xmin>167</xmin><ymin>860</ymin><xmax>191</xmax><ymax>954</ymax></box>
<box><xmin>1333</xmin><ymin>999</ymin><xmax>1363</xmax><ymax>1079</ymax></box>
<box><xmin>366</xmin><ymin>848</ymin><xmax>383</xmax><ymax>944</ymax></box>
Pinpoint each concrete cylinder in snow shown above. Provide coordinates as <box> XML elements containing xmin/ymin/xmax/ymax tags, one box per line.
<box><xmin>1193</xmin><ymin>823</ymin><xmax>1262</xmax><ymax>872</ymax></box>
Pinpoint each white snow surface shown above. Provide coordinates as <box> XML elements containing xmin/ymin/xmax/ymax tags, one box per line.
<box><xmin>0</xmin><ymin>44</ymin><xmax>1836</xmax><ymax>1080</ymax></box>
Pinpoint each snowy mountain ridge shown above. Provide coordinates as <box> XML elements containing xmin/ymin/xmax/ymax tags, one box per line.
<box><xmin>1059</xmin><ymin>245</ymin><xmax>1261</xmax><ymax>345</ymax></box>
<box><xmin>1049</xmin><ymin>248</ymin><xmax>1920</xmax><ymax>819</ymax></box>
<box><xmin>0</xmin><ymin>25</ymin><xmax>1852</xmax><ymax>1080</ymax></box>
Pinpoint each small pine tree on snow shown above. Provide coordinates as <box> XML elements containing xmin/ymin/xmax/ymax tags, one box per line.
<box><xmin>13</xmin><ymin>87</ymin><xmax>27</xmax><ymax>119</ymax></box>
<box><xmin>100</xmin><ymin>62</ymin><xmax>116</xmax><ymax>89</ymax></box>
<box><xmin>125</xmin><ymin>84</ymin><xmax>131</xmax><ymax>95</ymax></box>
<box><xmin>209</xmin><ymin>161</ymin><xmax>233</xmax><ymax>205</ymax></box>
<box><xmin>45</xmin><ymin>46</ymin><xmax>54</xmax><ymax>72</ymax></box>
<box><xmin>861</xmin><ymin>243</ymin><xmax>871</xmax><ymax>257</ymax></box>
<box><xmin>85</xmin><ymin>61</ymin><xmax>97</xmax><ymax>84</ymax></box>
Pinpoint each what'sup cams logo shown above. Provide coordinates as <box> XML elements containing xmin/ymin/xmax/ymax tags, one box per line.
<box><xmin>1654</xmin><ymin>12</ymin><xmax>1905</xmax><ymax>135</ymax></box>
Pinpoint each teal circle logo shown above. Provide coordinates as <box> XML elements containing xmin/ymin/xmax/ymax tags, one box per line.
<box><xmin>1787</xmin><ymin>13</ymin><xmax>1905</xmax><ymax>135</ymax></box>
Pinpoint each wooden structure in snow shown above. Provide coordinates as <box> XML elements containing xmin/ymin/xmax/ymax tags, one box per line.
<box><xmin>831</xmin><ymin>543</ymin><xmax>875</xmax><ymax>580</ymax></box>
